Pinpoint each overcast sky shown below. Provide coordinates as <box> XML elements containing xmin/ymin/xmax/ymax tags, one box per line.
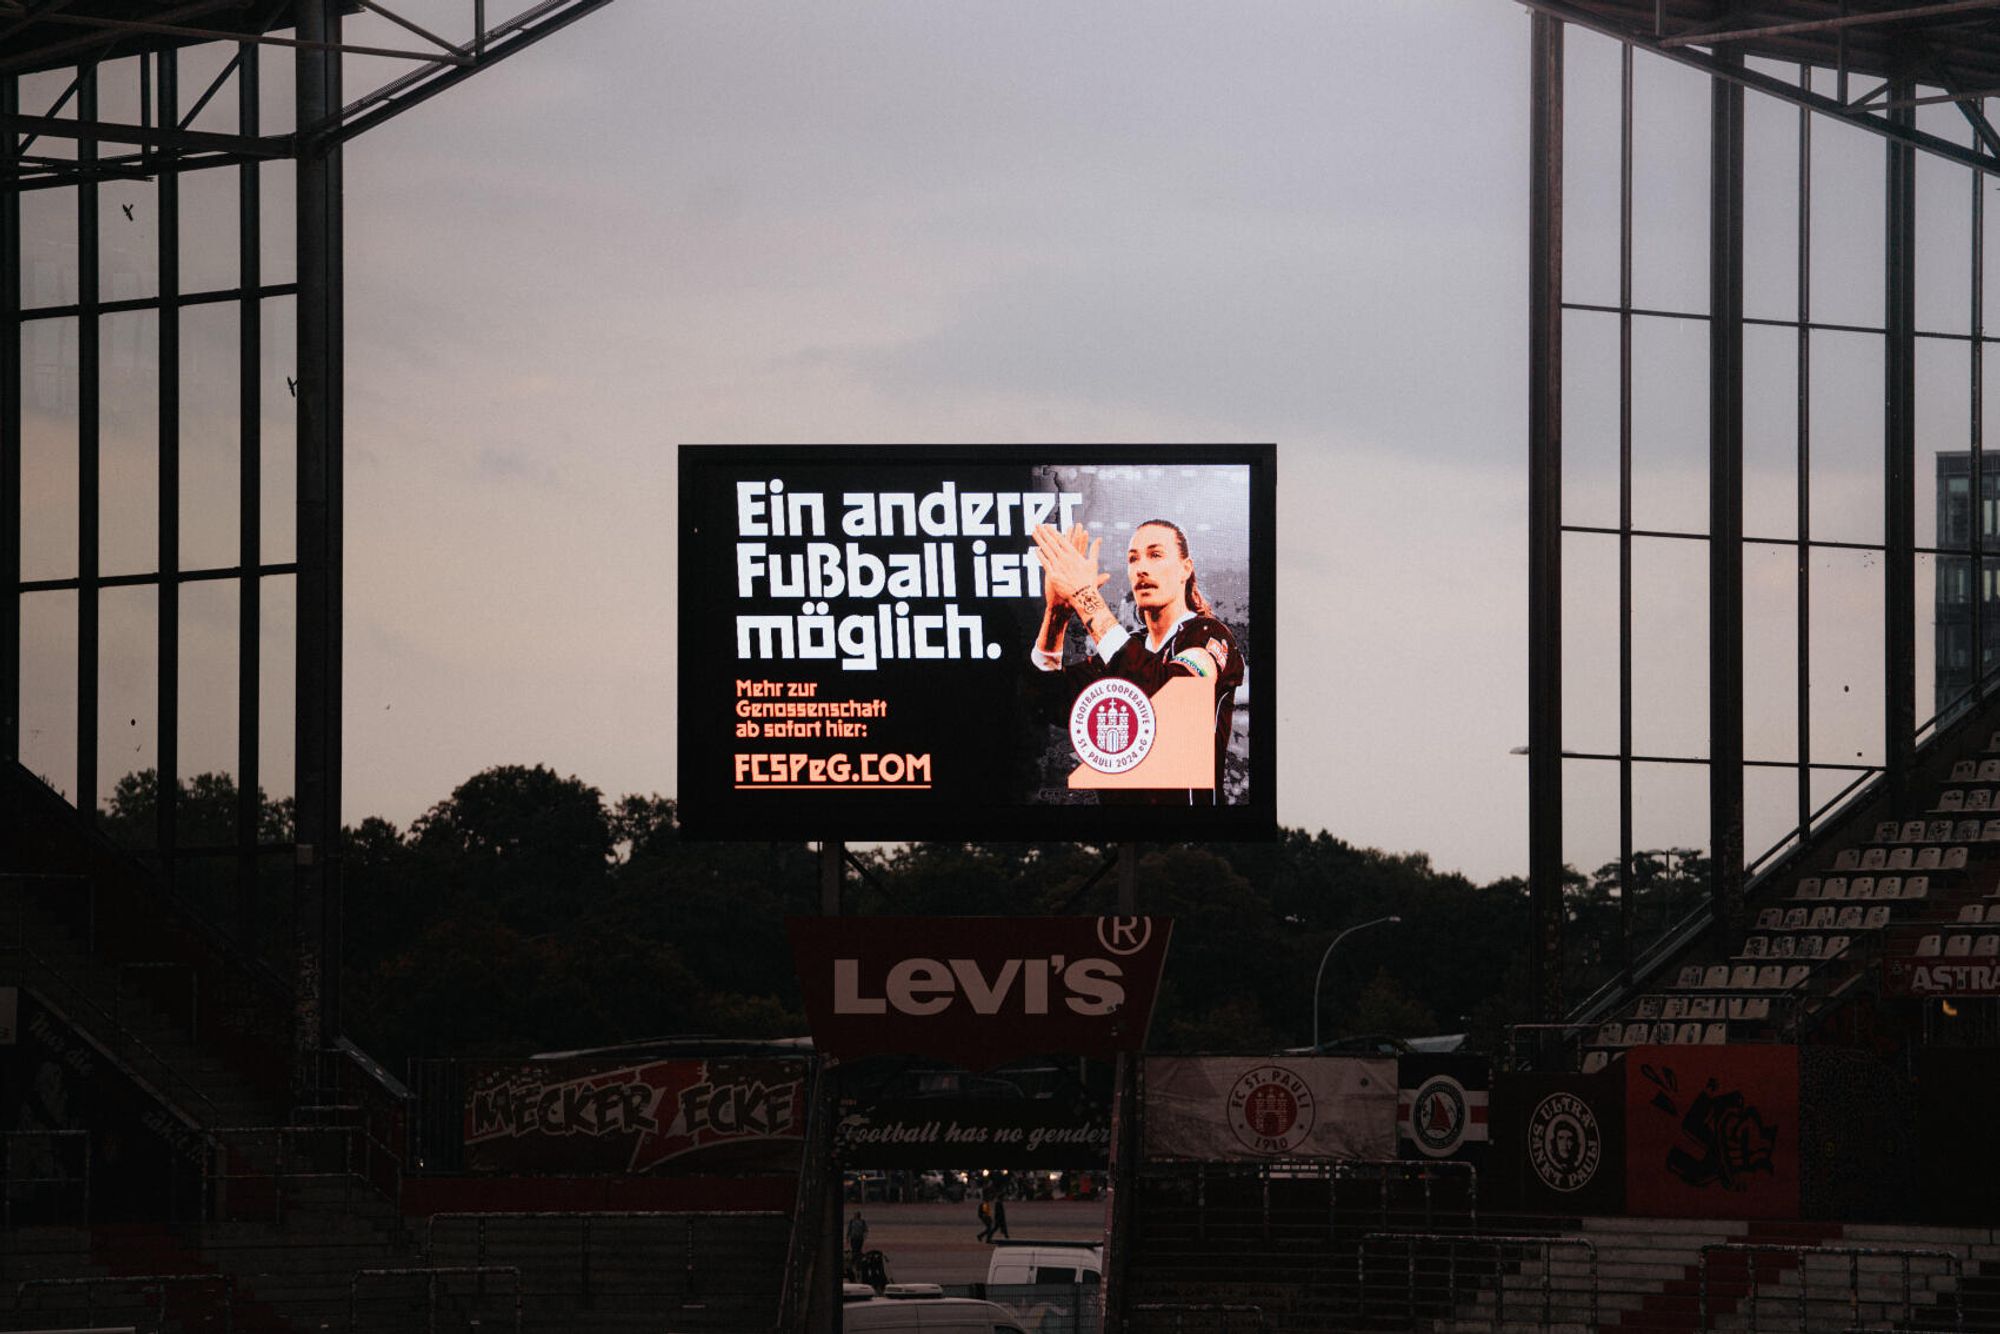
<box><xmin>20</xmin><ymin>2</ymin><xmax>2000</xmax><ymax>884</ymax></box>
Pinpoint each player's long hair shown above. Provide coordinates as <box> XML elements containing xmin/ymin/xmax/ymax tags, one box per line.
<box><xmin>1136</xmin><ymin>518</ymin><xmax>1214</xmax><ymax>618</ymax></box>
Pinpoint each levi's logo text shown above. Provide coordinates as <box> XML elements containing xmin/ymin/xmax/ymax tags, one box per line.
<box><xmin>833</xmin><ymin>955</ymin><xmax>1124</xmax><ymax>1017</ymax></box>
<box><xmin>788</xmin><ymin>916</ymin><xmax>1173</xmax><ymax>1063</ymax></box>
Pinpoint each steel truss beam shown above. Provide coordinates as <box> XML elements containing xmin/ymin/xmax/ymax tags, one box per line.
<box><xmin>4</xmin><ymin>0</ymin><xmax>614</xmax><ymax>179</ymax></box>
<box><xmin>1519</xmin><ymin>0</ymin><xmax>2000</xmax><ymax>174</ymax></box>
<box><xmin>2</xmin><ymin>0</ymin><xmax>618</xmax><ymax>1099</ymax></box>
<box><xmin>1661</xmin><ymin>0</ymin><xmax>2000</xmax><ymax>48</ymax></box>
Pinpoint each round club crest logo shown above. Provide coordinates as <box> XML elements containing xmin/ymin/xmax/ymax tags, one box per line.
<box><xmin>1408</xmin><ymin>1074</ymin><xmax>1471</xmax><ymax>1158</ymax></box>
<box><xmin>1069</xmin><ymin>678</ymin><xmax>1156</xmax><ymax>774</ymax></box>
<box><xmin>1227</xmin><ymin>1065</ymin><xmax>1316</xmax><ymax>1155</ymax></box>
<box><xmin>1527</xmin><ymin>1091</ymin><xmax>1601</xmax><ymax>1193</ymax></box>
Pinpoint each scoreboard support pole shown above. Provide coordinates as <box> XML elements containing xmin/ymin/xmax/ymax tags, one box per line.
<box><xmin>1104</xmin><ymin>842</ymin><xmax>1140</xmax><ymax>1331</ymax></box>
<box><xmin>812</xmin><ymin>839</ymin><xmax>844</xmax><ymax>1334</ymax></box>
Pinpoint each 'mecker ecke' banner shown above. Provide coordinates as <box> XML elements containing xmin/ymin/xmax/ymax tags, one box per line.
<box><xmin>462</xmin><ymin>1057</ymin><xmax>808</xmax><ymax>1176</ymax></box>
<box><xmin>678</xmin><ymin>445</ymin><xmax>1276</xmax><ymax>841</ymax></box>
<box><xmin>790</xmin><ymin>915</ymin><xmax>1171</xmax><ymax>1066</ymax></box>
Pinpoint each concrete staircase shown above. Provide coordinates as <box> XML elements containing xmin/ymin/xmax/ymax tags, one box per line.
<box><xmin>1434</xmin><ymin>1218</ymin><xmax>2000</xmax><ymax>1333</ymax></box>
<box><xmin>2</xmin><ymin>878</ymin><xmax>433</xmax><ymax>1332</ymax></box>
<box><xmin>422</xmin><ymin>1211</ymin><xmax>793</xmax><ymax>1332</ymax></box>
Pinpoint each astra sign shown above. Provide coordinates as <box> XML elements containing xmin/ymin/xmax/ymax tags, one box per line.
<box><xmin>788</xmin><ymin>915</ymin><xmax>1173</xmax><ymax>1065</ymax></box>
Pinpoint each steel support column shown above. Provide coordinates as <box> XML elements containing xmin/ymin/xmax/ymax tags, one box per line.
<box><xmin>1709</xmin><ymin>55</ymin><xmax>1747</xmax><ymax>944</ymax></box>
<box><xmin>1</xmin><ymin>74</ymin><xmax>18</xmax><ymax>764</ymax></box>
<box><xmin>295</xmin><ymin>0</ymin><xmax>344</xmax><ymax>1098</ymax></box>
<box><xmin>238</xmin><ymin>42</ymin><xmax>263</xmax><ymax>933</ymax></box>
<box><xmin>76</xmin><ymin>63</ymin><xmax>98</xmax><ymax>826</ymax></box>
<box><xmin>813</xmin><ymin>838</ymin><xmax>840</xmax><ymax>1334</ymax></box>
<box><xmin>1618</xmin><ymin>41</ymin><xmax>1635</xmax><ymax>975</ymax></box>
<box><xmin>157</xmin><ymin>51</ymin><xmax>180</xmax><ymax>878</ymax></box>
<box><xmin>1973</xmin><ymin>125</ymin><xmax>1987</xmax><ymax>699</ymax></box>
<box><xmin>1528</xmin><ymin>13</ymin><xmax>1566</xmax><ymax>1024</ymax></box>
<box><xmin>1796</xmin><ymin>67</ymin><xmax>1815</xmax><ymax>851</ymax></box>
<box><xmin>1886</xmin><ymin>79</ymin><xmax>1918</xmax><ymax>802</ymax></box>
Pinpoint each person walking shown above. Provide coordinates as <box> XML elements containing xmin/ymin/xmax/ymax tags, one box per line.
<box><xmin>991</xmin><ymin>1189</ymin><xmax>1010</xmax><ymax>1241</ymax></box>
<box><xmin>847</xmin><ymin>1209</ymin><xmax>868</xmax><ymax>1269</ymax></box>
<box><xmin>976</xmin><ymin>1191</ymin><xmax>995</xmax><ymax>1242</ymax></box>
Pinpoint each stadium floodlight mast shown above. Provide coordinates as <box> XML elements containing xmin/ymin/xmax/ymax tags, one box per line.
<box><xmin>1311</xmin><ymin>915</ymin><xmax>1402</xmax><ymax>1053</ymax></box>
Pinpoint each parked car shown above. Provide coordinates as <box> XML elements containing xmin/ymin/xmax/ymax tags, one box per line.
<box><xmin>843</xmin><ymin>1294</ymin><xmax>1028</xmax><ymax>1332</ymax></box>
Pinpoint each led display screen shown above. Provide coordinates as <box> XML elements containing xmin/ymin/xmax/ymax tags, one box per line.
<box><xmin>677</xmin><ymin>444</ymin><xmax>1275</xmax><ymax>840</ymax></box>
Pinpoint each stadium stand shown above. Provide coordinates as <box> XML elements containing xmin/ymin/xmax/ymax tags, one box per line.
<box><xmin>2</xmin><ymin>762</ymin><xmax>801</xmax><ymax>1331</ymax></box>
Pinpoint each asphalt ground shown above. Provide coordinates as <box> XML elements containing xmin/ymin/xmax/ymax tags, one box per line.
<box><xmin>846</xmin><ymin>1199</ymin><xmax>1107</xmax><ymax>1285</ymax></box>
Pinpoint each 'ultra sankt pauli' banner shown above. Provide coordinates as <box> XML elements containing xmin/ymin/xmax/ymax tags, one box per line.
<box><xmin>677</xmin><ymin>445</ymin><xmax>1276</xmax><ymax>841</ymax></box>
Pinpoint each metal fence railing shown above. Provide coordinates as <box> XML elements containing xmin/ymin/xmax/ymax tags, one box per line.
<box><xmin>1138</xmin><ymin>1157</ymin><xmax>1477</xmax><ymax>1248</ymax></box>
<box><xmin>2</xmin><ymin>1128</ymin><xmax>90</xmax><ymax>1226</ymax></box>
<box><xmin>1123</xmin><ymin>1302</ymin><xmax>1267</xmax><ymax>1333</ymax></box>
<box><xmin>1358</xmin><ymin>1230</ymin><xmax>1599</xmax><ymax>1332</ymax></box>
<box><xmin>207</xmin><ymin>1123</ymin><xmax>383</xmax><ymax>1224</ymax></box>
<box><xmin>423</xmin><ymin>1209</ymin><xmax>789</xmax><ymax>1321</ymax></box>
<box><xmin>349</xmin><ymin>1265</ymin><xmax>521</xmax><ymax>1334</ymax></box>
<box><xmin>1698</xmin><ymin>1242</ymin><xmax>1964</xmax><ymax>1333</ymax></box>
<box><xmin>15</xmin><ymin>1273</ymin><xmax>233</xmax><ymax>1331</ymax></box>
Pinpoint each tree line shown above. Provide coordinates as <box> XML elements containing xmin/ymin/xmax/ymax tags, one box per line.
<box><xmin>97</xmin><ymin>765</ymin><xmax>1710</xmax><ymax>1072</ymax></box>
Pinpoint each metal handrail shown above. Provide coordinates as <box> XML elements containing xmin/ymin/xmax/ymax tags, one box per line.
<box><xmin>1125</xmin><ymin>1303</ymin><xmax>1267</xmax><ymax>1332</ymax></box>
<box><xmin>7</xmin><ymin>986</ymin><xmax>217</xmax><ymax>1222</ymax></box>
<box><xmin>2</xmin><ymin>766</ymin><xmax>294</xmax><ymax>1005</ymax></box>
<box><xmin>2</xmin><ymin>1128</ymin><xmax>90</xmax><ymax>1226</ymax></box>
<box><xmin>1360</xmin><ymin>1230</ymin><xmax>1598</xmax><ymax>1332</ymax></box>
<box><xmin>115</xmin><ymin>960</ymin><xmax>198</xmax><ymax>1042</ymax></box>
<box><xmin>316</xmin><ymin>1042</ymin><xmax>412</xmax><ymax>1208</ymax></box>
<box><xmin>0</xmin><ymin>873</ymin><xmax>95</xmax><ymax>952</ymax></box>
<box><xmin>1572</xmin><ymin>654</ymin><xmax>2000</xmax><ymax>1031</ymax></box>
<box><xmin>16</xmin><ymin>1273</ymin><xmax>233</xmax><ymax>1329</ymax></box>
<box><xmin>1698</xmin><ymin>1242</ymin><xmax>1963</xmax><ymax>1332</ymax></box>
<box><xmin>349</xmin><ymin>1265</ymin><xmax>520</xmax><ymax>1334</ymax></box>
<box><xmin>773</xmin><ymin>1056</ymin><xmax>831</xmax><ymax>1331</ymax></box>
<box><xmin>1570</xmin><ymin>769</ymin><xmax>1875</xmax><ymax>1031</ymax></box>
<box><xmin>1</xmin><ymin>896</ymin><xmax>221</xmax><ymax>1124</ymax></box>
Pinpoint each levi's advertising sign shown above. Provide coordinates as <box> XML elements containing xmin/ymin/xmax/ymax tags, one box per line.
<box><xmin>677</xmin><ymin>445</ymin><xmax>1276</xmax><ymax>841</ymax></box>
<box><xmin>789</xmin><ymin>915</ymin><xmax>1172</xmax><ymax>1066</ymax></box>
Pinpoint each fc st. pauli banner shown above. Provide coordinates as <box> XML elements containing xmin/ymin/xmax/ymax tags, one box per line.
<box><xmin>1143</xmin><ymin>1056</ymin><xmax>1397</xmax><ymax>1161</ymax></box>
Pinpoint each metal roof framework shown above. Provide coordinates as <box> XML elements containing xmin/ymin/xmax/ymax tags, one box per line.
<box><xmin>1521</xmin><ymin>0</ymin><xmax>2000</xmax><ymax>1034</ymax></box>
<box><xmin>0</xmin><ymin>0</ymin><xmax>613</xmax><ymax>1094</ymax></box>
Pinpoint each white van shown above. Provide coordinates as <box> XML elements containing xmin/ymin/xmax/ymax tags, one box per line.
<box><xmin>984</xmin><ymin>1239</ymin><xmax>1103</xmax><ymax>1289</ymax></box>
<box><xmin>841</xmin><ymin>1296</ymin><xmax>1028</xmax><ymax>1333</ymax></box>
